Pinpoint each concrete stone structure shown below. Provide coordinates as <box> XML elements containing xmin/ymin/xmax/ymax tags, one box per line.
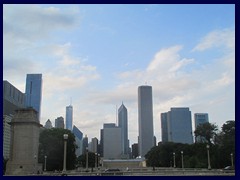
<box><xmin>3</xmin><ymin>115</ymin><xmax>13</xmax><ymax>159</ymax></box>
<box><xmin>102</xmin><ymin>159</ymin><xmax>146</xmax><ymax>168</ymax></box>
<box><xmin>6</xmin><ymin>108</ymin><xmax>42</xmax><ymax>175</ymax></box>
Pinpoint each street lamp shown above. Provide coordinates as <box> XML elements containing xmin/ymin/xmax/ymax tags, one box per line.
<box><xmin>206</xmin><ymin>144</ymin><xmax>211</xmax><ymax>170</ymax></box>
<box><xmin>181</xmin><ymin>151</ymin><xmax>184</xmax><ymax>169</ymax></box>
<box><xmin>230</xmin><ymin>153</ymin><xmax>234</xmax><ymax>167</ymax></box>
<box><xmin>86</xmin><ymin>147</ymin><xmax>89</xmax><ymax>171</ymax></box>
<box><xmin>44</xmin><ymin>155</ymin><xmax>47</xmax><ymax>171</ymax></box>
<box><xmin>97</xmin><ymin>154</ymin><xmax>100</xmax><ymax>168</ymax></box>
<box><xmin>95</xmin><ymin>153</ymin><xmax>97</xmax><ymax>169</ymax></box>
<box><xmin>63</xmin><ymin>134</ymin><xmax>68</xmax><ymax>173</ymax></box>
<box><xmin>34</xmin><ymin>154</ymin><xmax>37</xmax><ymax>174</ymax></box>
<box><xmin>173</xmin><ymin>152</ymin><xmax>176</xmax><ymax>168</ymax></box>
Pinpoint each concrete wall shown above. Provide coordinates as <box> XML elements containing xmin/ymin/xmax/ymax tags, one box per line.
<box><xmin>6</xmin><ymin>108</ymin><xmax>42</xmax><ymax>175</ymax></box>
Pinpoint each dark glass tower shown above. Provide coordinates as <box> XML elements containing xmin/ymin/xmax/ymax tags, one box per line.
<box><xmin>25</xmin><ymin>74</ymin><xmax>42</xmax><ymax>121</ymax></box>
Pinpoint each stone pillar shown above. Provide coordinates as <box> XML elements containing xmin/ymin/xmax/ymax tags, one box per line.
<box><xmin>6</xmin><ymin>108</ymin><xmax>42</xmax><ymax>175</ymax></box>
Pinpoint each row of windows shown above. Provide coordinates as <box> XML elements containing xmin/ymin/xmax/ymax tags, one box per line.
<box><xmin>7</xmin><ymin>84</ymin><xmax>25</xmax><ymax>105</ymax></box>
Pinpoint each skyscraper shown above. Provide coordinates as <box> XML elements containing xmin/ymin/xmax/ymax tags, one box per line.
<box><xmin>138</xmin><ymin>85</ymin><xmax>154</xmax><ymax>157</ymax></box>
<box><xmin>194</xmin><ymin>113</ymin><xmax>209</xmax><ymax>143</ymax></box>
<box><xmin>66</xmin><ymin>105</ymin><xmax>73</xmax><ymax>131</ymax></box>
<box><xmin>73</xmin><ymin>125</ymin><xmax>83</xmax><ymax>157</ymax></box>
<box><xmin>167</xmin><ymin>107</ymin><xmax>193</xmax><ymax>144</ymax></box>
<box><xmin>194</xmin><ymin>113</ymin><xmax>209</xmax><ymax>129</ymax></box>
<box><xmin>103</xmin><ymin>123</ymin><xmax>122</xmax><ymax>159</ymax></box>
<box><xmin>44</xmin><ymin>119</ymin><xmax>53</xmax><ymax>129</ymax></box>
<box><xmin>55</xmin><ymin>116</ymin><xmax>64</xmax><ymax>129</ymax></box>
<box><xmin>3</xmin><ymin>80</ymin><xmax>25</xmax><ymax>116</ymax></box>
<box><xmin>118</xmin><ymin>103</ymin><xmax>128</xmax><ymax>156</ymax></box>
<box><xmin>25</xmin><ymin>74</ymin><xmax>42</xmax><ymax>121</ymax></box>
<box><xmin>161</xmin><ymin>112</ymin><xmax>168</xmax><ymax>143</ymax></box>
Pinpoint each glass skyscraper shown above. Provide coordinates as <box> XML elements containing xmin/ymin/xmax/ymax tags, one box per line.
<box><xmin>166</xmin><ymin>107</ymin><xmax>193</xmax><ymax>144</ymax></box>
<box><xmin>138</xmin><ymin>85</ymin><xmax>154</xmax><ymax>158</ymax></box>
<box><xmin>66</xmin><ymin>105</ymin><xmax>73</xmax><ymax>131</ymax></box>
<box><xmin>25</xmin><ymin>74</ymin><xmax>42</xmax><ymax>121</ymax></box>
<box><xmin>194</xmin><ymin>113</ymin><xmax>209</xmax><ymax>143</ymax></box>
<box><xmin>118</xmin><ymin>103</ymin><xmax>128</xmax><ymax>156</ymax></box>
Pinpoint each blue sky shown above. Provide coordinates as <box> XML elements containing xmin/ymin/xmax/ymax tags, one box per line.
<box><xmin>3</xmin><ymin>4</ymin><xmax>235</xmax><ymax>145</ymax></box>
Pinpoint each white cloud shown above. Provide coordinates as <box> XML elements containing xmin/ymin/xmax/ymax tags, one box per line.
<box><xmin>192</xmin><ymin>28</ymin><xmax>235</xmax><ymax>52</ymax></box>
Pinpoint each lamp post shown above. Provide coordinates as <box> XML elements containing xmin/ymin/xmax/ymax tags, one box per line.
<box><xmin>95</xmin><ymin>153</ymin><xmax>97</xmax><ymax>169</ymax></box>
<box><xmin>63</xmin><ymin>134</ymin><xmax>68</xmax><ymax>173</ymax></box>
<box><xmin>230</xmin><ymin>153</ymin><xmax>234</xmax><ymax>167</ymax></box>
<box><xmin>206</xmin><ymin>144</ymin><xmax>211</xmax><ymax>170</ymax></box>
<box><xmin>86</xmin><ymin>147</ymin><xmax>89</xmax><ymax>171</ymax></box>
<box><xmin>44</xmin><ymin>155</ymin><xmax>47</xmax><ymax>171</ymax></box>
<box><xmin>34</xmin><ymin>154</ymin><xmax>37</xmax><ymax>174</ymax></box>
<box><xmin>181</xmin><ymin>151</ymin><xmax>184</xmax><ymax>169</ymax></box>
<box><xmin>173</xmin><ymin>152</ymin><xmax>176</xmax><ymax>168</ymax></box>
<box><xmin>97</xmin><ymin>154</ymin><xmax>100</xmax><ymax>168</ymax></box>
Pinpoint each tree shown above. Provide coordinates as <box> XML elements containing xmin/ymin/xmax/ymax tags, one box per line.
<box><xmin>217</xmin><ymin>120</ymin><xmax>235</xmax><ymax>167</ymax></box>
<box><xmin>38</xmin><ymin>128</ymin><xmax>77</xmax><ymax>171</ymax></box>
<box><xmin>76</xmin><ymin>152</ymin><xmax>96</xmax><ymax>169</ymax></box>
<box><xmin>194</xmin><ymin>122</ymin><xmax>218</xmax><ymax>144</ymax></box>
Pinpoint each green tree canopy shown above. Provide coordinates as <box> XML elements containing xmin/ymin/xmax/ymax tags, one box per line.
<box><xmin>38</xmin><ymin>128</ymin><xmax>77</xmax><ymax>171</ymax></box>
<box><xmin>194</xmin><ymin>122</ymin><xmax>218</xmax><ymax>144</ymax></box>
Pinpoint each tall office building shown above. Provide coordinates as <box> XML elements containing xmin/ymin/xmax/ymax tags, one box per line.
<box><xmin>3</xmin><ymin>80</ymin><xmax>25</xmax><ymax>160</ymax></box>
<box><xmin>73</xmin><ymin>125</ymin><xmax>83</xmax><ymax>157</ymax></box>
<box><xmin>194</xmin><ymin>113</ymin><xmax>209</xmax><ymax>129</ymax></box>
<box><xmin>118</xmin><ymin>103</ymin><xmax>128</xmax><ymax>156</ymax></box>
<box><xmin>138</xmin><ymin>85</ymin><xmax>154</xmax><ymax>157</ymax></box>
<box><xmin>55</xmin><ymin>116</ymin><xmax>64</xmax><ymax>129</ymax></box>
<box><xmin>103</xmin><ymin>123</ymin><xmax>122</xmax><ymax>159</ymax></box>
<box><xmin>166</xmin><ymin>107</ymin><xmax>193</xmax><ymax>144</ymax></box>
<box><xmin>82</xmin><ymin>135</ymin><xmax>88</xmax><ymax>154</ymax></box>
<box><xmin>44</xmin><ymin>119</ymin><xmax>53</xmax><ymax>129</ymax></box>
<box><xmin>66</xmin><ymin>105</ymin><xmax>73</xmax><ymax>131</ymax></box>
<box><xmin>25</xmin><ymin>74</ymin><xmax>42</xmax><ymax>121</ymax></box>
<box><xmin>91</xmin><ymin>137</ymin><xmax>98</xmax><ymax>153</ymax></box>
<box><xmin>161</xmin><ymin>112</ymin><xmax>168</xmax><ymax>143</ymax></box>
<box><xmin>131</xmin><ymin>143</ymin><xmax>139</xmax><ymax>159</ymax></box>
<box><xmin>3</xmin><ymin>80</ymin><xmax>25</xmax><ymax>116</ymax></box>
<box><xmin>194</xmin><ymin>113</ymin><xmax>209</xmax><ymax>143</ymax></box>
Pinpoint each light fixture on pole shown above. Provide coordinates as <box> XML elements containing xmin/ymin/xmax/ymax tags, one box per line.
<box><xmin>181</xmin><ymin>151</ymin><xmax>184</xmax><ymax>169</ymax></box>
<box><xmin>34</xmin><ymin>154</ymin><xmax>37</xmax><ymax>174</ymax></box>
<box><xmin>63</xmin><ymin>134</ymin><xmax>68</xmax><ymax>173</ymax></box>
<box><xmin>97</xmin><ymin>154</ymin><xmax>100</xmax><ymax>168</ymax></box>
<box><xmin>86</xmin><ymin>147</ymin><xmax>89</xmax><ymax>171</ymax></box>
<box><xmin>95</xmin><ymin>153</ymin><xmax>97</xmax><ymax>169</ymax></box>
<box><xmin>173</xmin><ymin>152</ymin><xmax>176</xmax><ymax>168</ymax></box>
<box><xmin>230</xmin><ymin>153</ymin><xmax>234</xmax><ymax>167</ymax></box>
<box><xmin>206</xmin><ymin>144</ymin><xmax>211</xmax><ymax>170</ymax></box>
<box><xmin>44</xmin><ymin>155</ymin><xmax>47</xmax><ymax>171</ymax></box>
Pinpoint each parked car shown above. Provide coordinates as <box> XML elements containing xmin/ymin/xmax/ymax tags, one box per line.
<box><xmin>223</xmin><ymin>166</ymin><xmax>234</xmax><ymax>170</ymax></box>
<box><xmin>102</xmin><ymin>168</ymin><xmax>123</xmax><ymax>176</ymax></box>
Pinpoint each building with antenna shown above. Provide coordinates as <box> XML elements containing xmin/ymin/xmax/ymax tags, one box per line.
<box><xmin>118</xmin><ymin>103</ymin><xmax>129</xmax><ymax>157</ymax></box>
<box><xmin>138</xmin><ymin>85</ymin><xmax>154</xmax><ymax>158</ymax></box>
<box><xmin>66</xmin><ymin>105</ymin><xmax>73</xmax><ymax>131</ymax></box>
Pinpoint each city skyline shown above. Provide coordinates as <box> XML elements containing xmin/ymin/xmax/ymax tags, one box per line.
<box><xmin>3</xmin><ymin>4</ymin><xmax>235</xmax><ymax>145</ymax></box>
